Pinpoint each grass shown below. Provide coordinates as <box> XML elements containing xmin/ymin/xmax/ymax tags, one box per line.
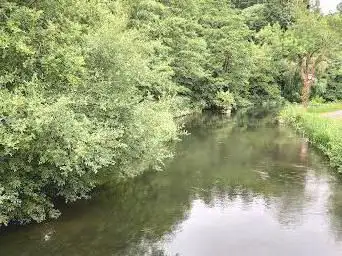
<box><xmin>280</xmin><ymin>104</ymin><xmax>342</xmax><ymax>173</ymax></box>
<box><xmin>306</xmin><ymin>102</ymin><xmax>342</xmax><ymax>114</ymax></box>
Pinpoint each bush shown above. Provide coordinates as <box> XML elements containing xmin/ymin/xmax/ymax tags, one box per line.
<box><xmin>0</xmin><ymin>0</ymin><xmax>179</xmax><ymax>225</ymax></box>
<box><xmin>214</xmin><ymin>91</ymin><xmax>236</xmax><ymax>112</ymax></box>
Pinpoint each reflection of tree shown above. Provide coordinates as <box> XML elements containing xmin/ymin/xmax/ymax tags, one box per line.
<box><xmin>0</xmin><ymin>171</ymin><xmax>193</xmax><ymax>255</ymax></box>
<box><xmin>299</xmin><ymin>138</ymin><xmax>309</xmax><ymax>164</ymax></box>
<box><xmin>233</xmin><ymin>107</ymin><xmax>281</xmax><ymax>131</ymax></box>
<box><xmin>0</xmin><ymin>110</ymin><xmax>314</xmax><ymax>255</ymax></box>
<box><xmin>271</xmin><ymin>189</ymin><xmax>306</xmax><ymax>227</ymax></box>
<box><xmin>328</xmin><ymin>178</ymin><xmax>342</xmax><ymax>241</ymax></box>
<box><xmin>167</xmin><ymin>110</ymin><xmax>310</xmax><ymax>229</ymax></box>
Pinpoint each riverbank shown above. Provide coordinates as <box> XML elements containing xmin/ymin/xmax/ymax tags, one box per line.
<box><xmin>4</xmin><ymin>110</ymin><xmax>342</xmax><ymax>255</ymax></box>
<box><xmin>280</xmin><ymin>103</ymin><xmax>342</xmax><ymax>173</ymax></box>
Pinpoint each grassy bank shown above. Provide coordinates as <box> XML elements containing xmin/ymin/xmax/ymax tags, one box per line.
<box><xmin>280</xmin><ymin>104</ymin><xmax>342</xmax><ymax>173</ymax></box>
<box><xmin>306</xmin><ymin>103</ymin><xmax>342</xmax><ymax>114</ymax></box>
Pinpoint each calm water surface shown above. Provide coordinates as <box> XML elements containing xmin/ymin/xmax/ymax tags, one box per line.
<box><xmin>2</xmin><ymin>111</ymin><xmax>342</xmax><ymax>256</ymax></box>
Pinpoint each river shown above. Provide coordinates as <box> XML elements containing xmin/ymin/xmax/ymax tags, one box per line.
<box><xmin>1</xmin><ymin>111</ymin><xmax>342</xmax><ymax>256</ymax></box>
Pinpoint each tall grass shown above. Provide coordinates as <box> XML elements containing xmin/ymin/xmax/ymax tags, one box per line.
<box><xmin>280</xmin><ymin>105</ymin><xmax>342</xmax><ymax>173</ymax></box>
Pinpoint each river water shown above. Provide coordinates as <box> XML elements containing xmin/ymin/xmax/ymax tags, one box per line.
<box><xmin>2</xmin><ymin>111</ymin><xmax>342</xmax><ymax>256</ymax></box>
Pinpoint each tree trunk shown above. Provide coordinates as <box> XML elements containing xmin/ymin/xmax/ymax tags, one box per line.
<box><xmin>300</xmin><ymin>55</ymin><xmax>316</xmax><ymax>108</ymax></box>
<box><xmin>301</xmin><ymin>78</ymin><xmax>311</xmax><ymax>108</ymax></box>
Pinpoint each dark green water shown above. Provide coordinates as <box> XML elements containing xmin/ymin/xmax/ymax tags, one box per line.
<box><xmin>2</xmin><ymin>112</ymin><xmax>342</xmax><ymax>256</ymax></box>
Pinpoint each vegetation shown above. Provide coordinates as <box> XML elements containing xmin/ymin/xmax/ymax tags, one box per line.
<box><xmin>1</xmin><ymin>0</ymin><xmax>342</xmax><ymax>225</ymax></box>
<box><xmin>280</xmin><ymin>104</ymin><xmax>342</xmax><ymax>172</ymax></box>
<box><xmin>1</xmin><ymin>110</ymin><xmax>325</xmax><ymax>255</ymax></box>
<box><xmin>0</xmin><ymin>0</ymin><xmax>178</xmax><ymax>225</ymax></box>
<box><xmin>306</xmin><ymin>102</ymin><xmax>342</xmax><ymax>114</ymax></box>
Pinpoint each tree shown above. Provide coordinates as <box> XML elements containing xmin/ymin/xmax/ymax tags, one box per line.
<box><xmin>319</xmin><ymin>13</ymin><xmax>342</xmax><ymax>101</ymax></box>
<box><xmin>283</xmin><ymin>10</ymin><xmax>340</xmax><ymax>106</ymax></box>
<box><xmin>338</xmin><ymin>2</ymin><xmax>342</xmax><ymax>13</ymax></box>
<box><xmin>127</xmin><ymin>0</ymin><xmax>255</xmax><ymax>109</ymax></box>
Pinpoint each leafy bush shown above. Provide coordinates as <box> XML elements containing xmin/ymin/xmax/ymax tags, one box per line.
<box><xmin>214</xmin><ymin>91</ymin><xmax>236</xmax><ymax>111</ymax></box>
<box><xmin>0</xmin><ymin>0</ymin><xmax>179</xmax><ymax>225</ymax></box>
<box><xmin>310</xmin><ymin>96</ymin><xmax>326</xmax><ymax>105</ymax></box>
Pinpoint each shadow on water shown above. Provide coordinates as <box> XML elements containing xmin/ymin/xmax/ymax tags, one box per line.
<box><xmin>2</xmin><ymin>108</ymin><xmax>342</xmax><ymax>256</ymax></box>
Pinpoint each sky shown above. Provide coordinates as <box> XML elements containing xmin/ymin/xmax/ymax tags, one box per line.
<box><xmin>319</xmin><ymin>0</ymin><xmax>340</xmax><ymax>14</ymax></box>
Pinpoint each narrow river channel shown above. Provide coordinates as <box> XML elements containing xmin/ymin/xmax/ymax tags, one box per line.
<box><xmin>2</xmin><ymin>111</ymin><xmax>342</xmax><ymax>256</ymax></box>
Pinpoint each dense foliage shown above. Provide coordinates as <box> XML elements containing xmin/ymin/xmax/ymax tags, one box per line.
<box><xmin>0</xmin><ymin>0</ymin><xmax>178</xmax><ymax>225</ymax></box>
<box><xmin>1</xmin><ymin>0</ymin><xmax>342</xmax><ymax>225</ymax></box>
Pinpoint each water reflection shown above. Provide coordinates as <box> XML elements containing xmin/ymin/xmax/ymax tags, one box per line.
<box><xmin>2</xmin><ymin>110</ymin><xmax>342</xmax><ymax>255</ymax></box>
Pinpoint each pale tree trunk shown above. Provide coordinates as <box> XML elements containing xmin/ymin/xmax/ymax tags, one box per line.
<box><xmin>300</xmin><ymin>54</ymin><xmax>316</xmax><ymax>108</ymax></box>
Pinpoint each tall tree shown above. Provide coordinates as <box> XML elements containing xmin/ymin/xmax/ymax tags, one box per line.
<box><xmin>337</xmin><ymin>2</ymin><xmax>342</xmax><ymax>12</ymax></box>
<box><xmin>283</xmin><ymin>10</ymin><xmax>340</xmax><ymax>106</ymax></box>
